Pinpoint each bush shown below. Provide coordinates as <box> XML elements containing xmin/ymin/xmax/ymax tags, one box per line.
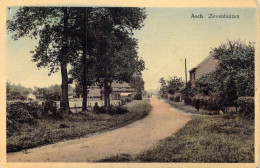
<box><xmin>7</xmin><ymin>101</ymin><xmax>42</xmax><ymax>124</ymax></box>
<box><xmin>190</xmin><ymin>95</ymin><xmax>221</xmax><ymax>111</ymax></box>
<box><xmin>134</xmin><ymin>93</ymin><xmax>142</xmax><ymax>100</ymax></box>
<box><xmin>42</xmin><ymin>100</ymin><xmax>58</xmax><ymax>116</ymax></box>
<box><xmin>169</xmin><ymin>96</ymin><xmax>174</xmax><ymax>101</ymax></box>
<box><xmin>93</xmin><ymin>103</ymin><xmax>128</xmax><ymax>115</ymax></box>
<box><xmin>236</xmin><ymin>97</ymin><xmax>254</xmax><ymax>118</ymax></box>
<box><xmin>184</xmin><ymin>95</ymin><xmax>192</xmax><ymax>105</ymax></box>
<box><xmin>126</xmin><ymin>97</ymin><xmax>133</xmax><ymax>102</ymax></box>
<box><xmin>6</xmin><ymin>101</ymin><xmax>42</xmax><ymax>137</ymax></box>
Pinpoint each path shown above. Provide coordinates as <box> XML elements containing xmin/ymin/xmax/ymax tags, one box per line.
<box><xmin>7</xmin><ymin>96</ymin><xmax>191</xmax><ymax>162</ymax></box>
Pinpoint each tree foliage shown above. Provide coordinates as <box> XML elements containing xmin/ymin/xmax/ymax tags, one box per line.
<box><xmin>158</xmin><ymin>77</ymin><xmax>167</xmax><ymax>95</ymax></box>
<box><xmin>166</xmin><ymin>76</ymin><xmax>185</xmax><ymax>95</ymax></box>
<box><xmin>158</xmin><ymin>76</ymin><xmax>184</xmax><ymax>95</ymax></box>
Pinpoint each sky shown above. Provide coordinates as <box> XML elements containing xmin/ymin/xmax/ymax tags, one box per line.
<box><xmin>6</xmin><ymin>7</ymin><xmax>257</xmax><ymax>90</ymax></box>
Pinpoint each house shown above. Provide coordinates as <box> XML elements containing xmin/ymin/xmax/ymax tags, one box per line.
<box><xmin>189</xmin><ymin>52</ymin><xmax>219</xmax><ymax>88</ymax></box>
<box><xmin>76</xmin><ymin>81</ymin><xmax>136</xmax><ymax>100</ymax></box>
<box><xmin>110</xmin><ymin>82</ymin><xmax>136</xmax><ymax>100</ymax></box>
<box><xmin>87</xmin><ymin>85</ymin><xmax>102</xmax><ymax>100</ymax></box>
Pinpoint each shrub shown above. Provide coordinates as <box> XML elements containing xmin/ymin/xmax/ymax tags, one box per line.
<box><xmin>114</xmin><ymin>106</ymin><xmax>128</xmax><ymax>115</ymax></box>
<box><xmin>7</xmin><ymin>101</ymin><xmax>42</xmax><ymax>124</ymax></box>
<box><xmin>169</xmin><ymin>96</ymin><xmax>174</xmax><ymax>101</ymax></box>
<box><xmin>42</xmin><ymin>100</ymin><xmax>58</xmax><ymax>115</ymax></box>
<box><xmin>236</xmin><ymin>97</ymin><xmax>254</xmax><ymax>118</ymax></box>
<box><xmin>6</xmin><ymin>101</ymin><xmax>42</xmax><ymax>137</ymax></box>
<box><xmin>184</xmin><ymin>95</ymin><xmax>192</xmax><ymax>105</ymax></box>
<box><xmin>134</xmin><ymin>93</ymin><xmax>142</xmax><ymax>100</ymax></box>
<box><xmin>93</xmin><ymin>103</ymin><xmax>128</xmax><ymax>115</ymax></box>
<box><xmin>126</xmin><ymin>97</ymin><xmax>133</xmax><ymax>102</ymax></box>
<box><xmin>190</xmin><ymin>95</ymin><xmax>221</xmax><ymax>111</ymax></box>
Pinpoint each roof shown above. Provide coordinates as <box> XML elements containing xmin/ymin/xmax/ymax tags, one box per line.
<box><xmin>189</xmin><ymin>52</ymin><xmax>216</xmax><ymax>73</ymax></box>
<box><xmin>111</xmin><ymin>81</ymin><xmax>132</xmax><ymax>88</ymax></box>
<box><xmin>112</xmin><ymin>88</ymin><xmax>135</xmax><ymax>92</ymax></box>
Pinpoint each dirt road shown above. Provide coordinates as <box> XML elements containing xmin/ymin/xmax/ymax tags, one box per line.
<box><xmin>7</xmin><ymin>96</ymin><xmax>191</xmax><ymax>162</ymax></box>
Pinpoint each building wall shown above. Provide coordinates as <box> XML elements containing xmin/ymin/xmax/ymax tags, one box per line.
<box><xmin>190</xmin><ymin>70</ymin><xmax>196</xmax><ymax>88</ymax></box>
<box><xmin>190</xmin><ymin>54</ymin><xmax>219</xmax><ymax>87</ymax></box>
<box><xmin>195</xmin><ymin>55</ymin><xmax>219</xmax><ymax>80</ymax></box>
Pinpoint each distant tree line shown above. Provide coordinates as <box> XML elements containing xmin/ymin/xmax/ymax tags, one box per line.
<box><xmin>6</xmin><ymin>82</ymin><xmax>32</xmax><ymax>101</ymax></box>
<box><xmin>6</xmin><ymin>82</ymin><xmax>74</xmax><ymax>101</ymax></box>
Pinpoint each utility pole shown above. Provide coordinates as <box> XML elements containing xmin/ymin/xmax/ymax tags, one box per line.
<box><xmin>185</xmin><ymin>58</ymin><xmax>188</xmax><ymax>100</ymax></box>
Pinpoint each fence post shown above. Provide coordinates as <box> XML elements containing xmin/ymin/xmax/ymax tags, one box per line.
<box><xmin>75</xmin><ymin>104</ymin><xmax>77</xmax><ymax>113</ymax></box>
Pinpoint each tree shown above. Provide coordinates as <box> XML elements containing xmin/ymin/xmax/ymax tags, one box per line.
<box><xmin>87</xmin><ymin>7</ymin><xmax>146</xmax><ymax>107</ymax></box>
<box><xmin>7</xmin><ymin>7</ymin><xmax>82</xmax><ymax>113</ymax></box>
<box><xmin>69</xmin><ymin>7</ymin><xmax>146</xmax><ymax>108</ymax></box>
<box><xmin>68</xmin><ymin>7</ymin><xmax>95</xmax><ymax>111</ymax></box>
<box><xmin>130</xmin><ymin>74</ymin><xmax>145</xmax><ymax>100</ymax></box>
<box><xmin>214</xmin><ymin>40</ymin><xmax>254</xmax><ymax>97</ymax></box>
<box><xmin>166</xmin><ymin>76</ymin><xmax>184</xmax><ymax>95</ymax></box>
<box><xmin>158</xmin><ymin>77</ymin><xmax>167</xmax><ymax>95</ymax></box>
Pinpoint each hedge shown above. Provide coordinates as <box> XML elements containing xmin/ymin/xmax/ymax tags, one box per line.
<box><xmin>236</xmin><ymin>97</ymin><xmax>254</xmax><ymax>118</ymax></box>
<box><xmin>6</xmin><ymin>100</ymin><xmax>59</xmax><ymax>137</ymax></box>
<box><xmin>189</xmin><ymin>95</ymin><xmax>224</xmax><ymax>111</ymax></box>
<box><xmin>186</xmin><ymin>95</ymin><xmax>254</xmax><ymax>117</ymax></box>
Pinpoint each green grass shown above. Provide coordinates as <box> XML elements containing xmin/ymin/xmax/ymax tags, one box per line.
<box><xmin>136</xmin><ymin>114</ymin><xmax>254</xmax><ymax>162</ymax></box>
<box><xmin>165</xmin><ymin>100</ymin><xmax>218</xmax><ymax>115</ymax></box>
<box><xmin>100</xmin><ymin>114</ymin><xmax>254</xmax><ymax>162</ymax></box>
<box><xmin>124</xmin><ymin>99</ymin><xmax>152</xmax><ymax>114</ymax></box>
<box><xmin>7</xmin><ymin>99</ymin><xmax>152</xmax><ymax>153</ymax></box>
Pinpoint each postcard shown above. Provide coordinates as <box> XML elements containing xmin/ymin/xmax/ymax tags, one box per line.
<box><xmin>0</xmin><ymin>0</ymin><xmax>259</xmax><ymax>168</ymax></box>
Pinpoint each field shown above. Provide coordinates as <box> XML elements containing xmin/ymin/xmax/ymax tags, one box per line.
<box><xmin>7</xmin><ymin>99</ymin><xmax>152</xmax><ymax>153</ymax></box>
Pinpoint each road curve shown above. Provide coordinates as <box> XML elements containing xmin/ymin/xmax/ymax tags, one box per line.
<box><xmin>7</xmin><ymin>96</ymin><xmax>191</xmax><ymax>162</ymax></box>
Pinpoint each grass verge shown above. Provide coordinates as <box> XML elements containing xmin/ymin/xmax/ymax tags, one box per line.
<box><xmin>136</xmin><ymin>114</ymin><xmax>254</xmax><ymax>162</ymax></box>
<box><xmin>100</xmin><ymin>114</ymin><xmax>254</xmax><ymax>162</ymax></box>
<box><xmin>165</xmin><ymin>100</ymin><xmax>218</xmax><ymax>115</ymax></box>
<box><xmin>7</xmin><ymin>99</ymin><xmax>152</xmax><ymax>153</ymax></box>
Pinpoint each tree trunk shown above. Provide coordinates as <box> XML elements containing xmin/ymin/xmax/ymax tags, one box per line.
<box><xmin>82</xmin><ymin>8</ymin><xmax>88</xmax><ymax>111</ymax></box>
<box><xmin>60</xmin><ymin>61</ymin><xmax>70</xmax><ymax>113</ymax></box>
<box><xmin>59</xmin><ymin>7</ymin><xmax>70</xmax><ymax>114</ymax></box>
<box><xmin>104</xmin><ymin>81</ymin><xmax>111</xmax><ymax>107</ymax></box>
<box><xmin>104</xmin><ymin>81</ymin><xmax>108</xmax><ymax>107</ymax></box>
